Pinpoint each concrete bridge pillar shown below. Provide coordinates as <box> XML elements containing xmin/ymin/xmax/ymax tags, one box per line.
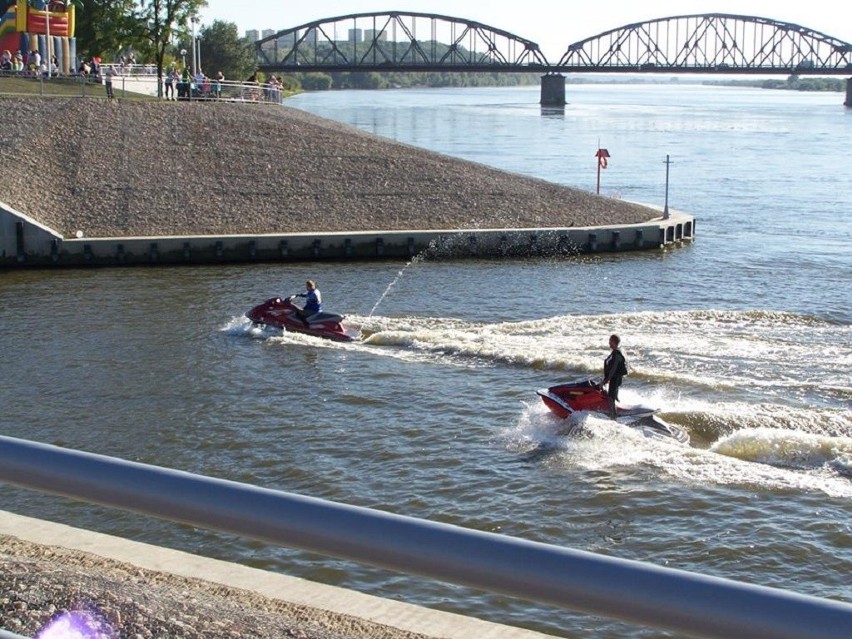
<box><xmin>845</xmin><ymin>78</ymin><xmax>852</xmax><ymax>108</ymax></box>
<box><xmin>540</xmin><ymin>73</ymin><xmax>565</xmax><ymax>107</ymax></box>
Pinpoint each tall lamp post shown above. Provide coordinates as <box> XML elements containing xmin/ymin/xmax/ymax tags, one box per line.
<box><xmin>190</xmin><ymin>17</ymin><xmax>198</xmax><ymax>76</ymax></box>
<box><xmin>44</xmin><ymin>1</ymin><xmax>50</xmax><ymax>78</ymax></box>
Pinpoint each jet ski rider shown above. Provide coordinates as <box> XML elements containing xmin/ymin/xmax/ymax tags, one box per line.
<box><xmin>294</xmin><ymin>279</ymin><xmax>322</xmax><ymax>325</ymax></box>
<box><xmin>602</xmin><ymin>334</ymin><xmax>628</xmax><ymax>420</ymax></box>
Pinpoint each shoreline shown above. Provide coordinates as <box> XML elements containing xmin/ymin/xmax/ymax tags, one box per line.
<box><xmin>1</xmin><ymin>208</ymin><xmax>694</xmax><ymax>267</ymax></box>
<box><xmin>1</xmin><ymin>97</ymin><xmax>693</xmax><ymax>265</ymax></box>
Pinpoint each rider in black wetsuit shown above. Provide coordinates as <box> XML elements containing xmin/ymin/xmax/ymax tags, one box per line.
<box><xmin>603</xmin><ymin>334</ymin><xmax>628</xmax><ymax>420</ymax></box>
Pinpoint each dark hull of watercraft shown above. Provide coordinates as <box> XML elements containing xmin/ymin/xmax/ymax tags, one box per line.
<box><xmin>246</xmin><ymin>297</ymin><xmax>360</xmax><ymax>342</ymax></box>
<box><xmin>536</xmin><ymin>378</ymin><xmax>689</xmax><ymax>445</ymax></box>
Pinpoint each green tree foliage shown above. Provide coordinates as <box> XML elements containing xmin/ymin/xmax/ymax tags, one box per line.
<box><xmin>277</xmin><ymin>75</ymin><xmax>301</xmax><ymax>92</ymax></box>
<box><xmin>296</xmin><ymin>70</ymin><xmax>537</xmax><ymax>91</ymax></box>
<box><xmin>300</xmin><ymin>73</ymin><xmax>332</xmax><ymax>91</ymax></box>
<box><xmin>706</xmin><ymin>77</ymin><xmax>844</xmax><ymax>93</ymax></box>
<box><xmin>73</xmin><ymin>0</ymin><xmax>140</xmax><ymax>61</ymax></box>
<box><xmin>134</xmin><ymin>0</ymin><xmax>208</xmax><ymax>95</ymax></box>
<box><xmin>196</xmin><ymin>21</ymin><xmax>256</xmax><ymax>81</ymax></box>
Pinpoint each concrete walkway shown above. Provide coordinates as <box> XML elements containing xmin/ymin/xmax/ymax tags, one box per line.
<box><xmin>0</xmin><ymin>510</ymin><xmax>555</xmax><ymax>639</ymax></box>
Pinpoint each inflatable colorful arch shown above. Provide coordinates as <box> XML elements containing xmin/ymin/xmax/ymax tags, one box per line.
<box><xmin>0</xmin><ymin>0</ymin><xmax>77</xmax><ymax>74</ymax></box>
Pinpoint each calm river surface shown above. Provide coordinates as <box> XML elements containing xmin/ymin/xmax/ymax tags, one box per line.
<box><xmin>1</xmin><ymin>83</ymin><xmax>851</xmax><ymax>638</ymax></box>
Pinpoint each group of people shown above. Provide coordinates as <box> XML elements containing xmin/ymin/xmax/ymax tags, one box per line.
<box><xmin>240</xmin><ymin>73</ymin><xmax>286</xmax><ymax>103</ymax></box>
<box><xmin>78</xmin><ymin>56</ymin><xmax>102</xmax><ymax>77</ymax></box>
<box><xmin>1</xmin><ymin>49</ymin><xmax>57</xmax><ymax>76</ymax></box>
<box><xmin>164</xmin><ymin>68</ymin><xmax>225</xmax><ymax>101</ymax></box>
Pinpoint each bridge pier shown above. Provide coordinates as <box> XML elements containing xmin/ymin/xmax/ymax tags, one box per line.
<box><xmin>846</xmin><ymin>78</ymin><xmax>852</xmax><ymax>108</ymax></box>
<box><xmin>540</xmin><ymin>73</ymin><xmax>565</xmax><ymax>107</ymax></box>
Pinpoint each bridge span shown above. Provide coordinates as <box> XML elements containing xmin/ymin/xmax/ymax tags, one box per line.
<box><xmin>255</xmin><ymin>12</ymin><xmax>852</xmax><ymax>106</ymax></box>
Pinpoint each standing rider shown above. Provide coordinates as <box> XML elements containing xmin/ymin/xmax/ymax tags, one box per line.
<box><xmin>602</xmin><ymin>334</ymin><xmax>628</xmax><ymax>420</ymax></box>
<box><xmin>294</xmin><ymin>279</ymin><xmax>322</xmax><ymax>325</ymax></box>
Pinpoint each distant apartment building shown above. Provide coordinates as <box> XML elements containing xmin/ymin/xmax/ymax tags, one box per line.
<box><xmin>253</xmin><ymin>28</ymin><xmax>299</xmax><ymax>61</ymax></box>
<box><xmin>277</xmin><ymin>33</ymin><xmax>296</xmax><ymax>47</ymax></box>
<box><xmin>365</xmin><ymin>29</ymin><xmax>388</xmax><ymax>42</ymax></box>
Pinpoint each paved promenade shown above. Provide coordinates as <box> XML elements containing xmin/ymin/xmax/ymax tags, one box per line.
<box><xmin>0</xmin><ymin>511</ymin><xmax>556</xmax><ymax>639</ymax></box>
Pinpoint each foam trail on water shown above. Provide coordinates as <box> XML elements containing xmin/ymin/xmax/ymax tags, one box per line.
<box><xmin>505</xmin><ymin>403</ymin><xmax>852</xmax><ymax>498</ymax></box>
<box><xmin>711</xmin><ymin>428</ymin><xmax>852</xmax><ymax>471</ymax></box>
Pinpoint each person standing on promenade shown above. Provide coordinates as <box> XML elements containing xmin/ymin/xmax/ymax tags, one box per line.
<box><xmin>602</xmin><ymin>334</ymin><xmax>628</xmax><ymax>420</ymax></box>
<box><xmin>164</xmin><ymin>67</ymin><xmax>175</xmax><ymax>100</ymax></box>
<box><xmin>179</xmin><ymin>66</ymin><xmax>191</xmax><ymax>99</ymax></box>
<box><xmin>215</xmin><ymin>70</ymin><xmax>224</xmax><ymax>99</ymax></box>
<box><xmin>105</xmin><ymin>65</ymin><xmax>116</xmax><ymax>99</ymax></box>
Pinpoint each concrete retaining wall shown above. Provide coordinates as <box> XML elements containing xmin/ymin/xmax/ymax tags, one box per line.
<box><xmin>0</xmin><ymin>201</ymin><xmax>694</xmax><ymax>267</ymax></box>
<box><xmin>0</xmin><ymin>202</ymin><xmax>63</xmax><ymax>265</ymax></box>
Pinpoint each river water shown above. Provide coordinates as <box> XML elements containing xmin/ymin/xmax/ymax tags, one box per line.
<box><xmin>1</xmin><ymin>83</ymin><xmax>850</xmax><ymax>638</ymax></box>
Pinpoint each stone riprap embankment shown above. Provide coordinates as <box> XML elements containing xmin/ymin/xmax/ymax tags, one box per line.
<box><xmin>0</xmin><ymin>511</ymin><xmax>554</xmax><ymax>639</ymax></box>
<box><xmin>0</xmin><ymin>97</ymin><xmax>659</xmax><ymax>239</ymax></box>
<box><xmin>0</xmin><ymin>533</ymin><xmax>435</xmax><ymax>639</ymax></box>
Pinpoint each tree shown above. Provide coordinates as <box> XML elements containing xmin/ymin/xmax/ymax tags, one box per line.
<box><xmin>300</xmin><ymin>73</ymin><xmax>332</xmax><ymax>91</ymax></box>
<box><xmin>197</xmin><ymin>20</ymin><xmax>256</xmax><ymax>82</ymax></box>
<box><xmin>134</xmin><ymin>0</ymin><xmax>207</xmax><ymax>97</ymax></box>
<box><xmin>73</xmin><ymin>0</ymin><xmax>140</xmax><ymax>62</ymax></box>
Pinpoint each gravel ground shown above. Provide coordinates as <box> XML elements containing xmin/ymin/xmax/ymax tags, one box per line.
<box><xmin>0</xmin><ymin>97</ymin><xmax>658</xmax><ymax>239</ymax></box>
<box><xmin>0</xmin><ymin>534</ymin><xmax>439</xmax><ymax>639</ymax></box>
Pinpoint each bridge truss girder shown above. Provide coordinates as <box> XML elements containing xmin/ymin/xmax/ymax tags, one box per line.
<box><xmin>256</xmin><ymin>11</ymin><xmax>550</xmax><ymax>73</ymax></box>
<box><xmin>556</xmin><ymin>14</ymin><xmax>852</xmax><ymax>74</ymax></box>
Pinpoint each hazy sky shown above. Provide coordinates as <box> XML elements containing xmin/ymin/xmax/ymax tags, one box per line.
<box><xmin>199</xmin><ymin>1</ymin><xmax>851</xmax><ymax>60</ymax></box>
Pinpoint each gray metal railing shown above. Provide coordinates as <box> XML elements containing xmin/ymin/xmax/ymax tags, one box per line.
<box><xmin>1</xmin><ymin>434</ymin><xmax>851</xmax><ymax>639</ymax></box>
<box><xmin>0</xmin><ymin>73</ymin><xmax>287</xmax><ymax>102</ymax></box>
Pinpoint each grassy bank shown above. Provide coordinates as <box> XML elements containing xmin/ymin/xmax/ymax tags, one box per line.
<box><xmin>0</xmin><ymin>74</ymin><xmax>154</xmax><ymax>99</ymax></box>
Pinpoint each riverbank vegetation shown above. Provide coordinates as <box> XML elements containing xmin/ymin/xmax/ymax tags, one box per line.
<box><xmin>297</xmin><ymin>71</ymin><xmax>539</xmax><ymax>91</ymax></box>
<box><xmin>705</xmin><ymin>76</ymin><xmax>845</xmax><ymax>92</ymax></box>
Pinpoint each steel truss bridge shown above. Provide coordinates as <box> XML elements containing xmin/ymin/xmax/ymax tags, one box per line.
<box><xmin>256</xmin><ymin>12</ymin><xmax>852</xmax><ymax>77</ymax></box>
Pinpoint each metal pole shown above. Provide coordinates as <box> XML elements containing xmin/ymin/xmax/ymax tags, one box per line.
<box><xmin>44</xmin><ymin>3</ymin><xmax>50</xmax><ymax>79</ymax></box>
<box><xmin>1</xmin><ymin>435</ymin><xmax>851</xmax><ymax>639</ymax></box>
<box><xmin>596</xmin><ymin>160</ymin><xmax>601</xmax><ymax>194</ymax></box>
<box><xmin>663</xmin><ymin>154</ymin><xmax>672</xmax><ymax>220</ymax></box>
<box><xmin>190</xmin><ymin>18</ymin><xmax>197</xmax><ymax>76</ymax></box>
<box><xmin>596</xmin><ymin>140</ymin><xmax>601</xmax><ymax>194</ymax></box>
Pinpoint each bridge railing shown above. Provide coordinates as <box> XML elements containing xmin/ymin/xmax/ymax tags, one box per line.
<box><xmin>1</xmin><ymin>435</ymin><xmax>851</xmax><ymax>639</ymax></box>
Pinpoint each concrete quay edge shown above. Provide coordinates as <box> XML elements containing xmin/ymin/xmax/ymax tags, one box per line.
<box><xmin>0</xmin><ymin>200</ymin><xmax>695</xmax><ymax>267</ymax></box>
<box><xmin>0</xmin><ymin>510</ymin><xmax>555</xmax><ymax>639</ymax></box>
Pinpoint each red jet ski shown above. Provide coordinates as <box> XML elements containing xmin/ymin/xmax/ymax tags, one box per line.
<box><xmin>246</xmin><ymin>296</ymin><xmax>361</xmax><ymax>342</ymax></box>
<box><xmin>536</xmin><ymin>378</ymin><xmax>689</xmax><ymax>444</ymax></box>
